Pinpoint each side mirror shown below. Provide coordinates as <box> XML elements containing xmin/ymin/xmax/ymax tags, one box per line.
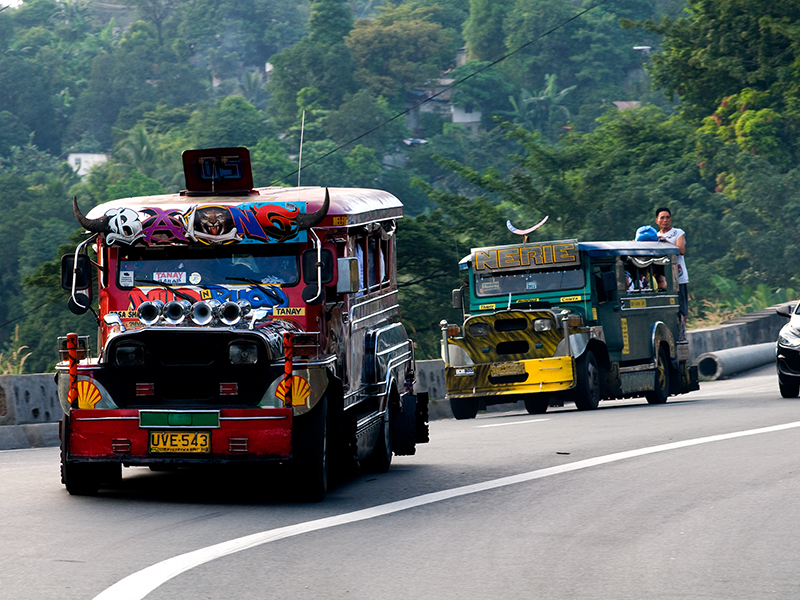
<box><xmin>452</xmin><ymin>288</ymin><xmax>463</xmax><ymax>310</ymax></box>
<box><xmin>61</xmin><ymin>254</ymin><xmax>92</xmax><ymax>291</ymax></box>
<box><xmin>336</xmin><ymin>257</ymin><xmax>359</xmax><ymax>294</ymax></box>
<box><xmin>302</xmin><ymin>248</ymin><xmax>334</xmax><ymax>285</ymax></box>
<box><xmin>68</xmin><ymin>293</ymin><xmax>91</xmax><ymax>315</ymax></box>
<box><xmin>777</xmin><ymin>304</ymin><xmax>795</xmax><ymax>318</ymax></box>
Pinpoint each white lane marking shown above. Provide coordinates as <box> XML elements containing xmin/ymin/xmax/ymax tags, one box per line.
<box><xmin>476</xmin><ymin>418</ymin><xmax>549</xmax><ymax>428</ymax></box>
<box><xmin>93</xmin><ymin>420</ymin><xmax>800</xmax><ymax>600</ymax></box>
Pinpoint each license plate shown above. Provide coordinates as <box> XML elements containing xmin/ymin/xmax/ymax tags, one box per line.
<box><xmin>490</xmin><ymin>362</ymin><xmax>526</xmax><ymax>377</ymax></box>
<box><xmin>149</xmin><ymin>431</ymin><xmax>210</xmax><ymax>453</ymax></box>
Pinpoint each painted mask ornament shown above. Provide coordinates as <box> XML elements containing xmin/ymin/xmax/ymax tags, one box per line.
<box><xmin>182</xmin><ymin>205</ymin><xmax>242</xmax><ymax>245</ymax></box>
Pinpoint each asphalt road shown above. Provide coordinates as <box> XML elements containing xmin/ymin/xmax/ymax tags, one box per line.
<box><xmin>3</xmin><ymin>363</ymin><xmax>800</xmax><ymax>600</ymax></box>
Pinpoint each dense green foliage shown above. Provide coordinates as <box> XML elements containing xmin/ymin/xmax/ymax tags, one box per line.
<box><xmin>1</xmin><ymin>0</ymin><xmax>798</xmax><ymax>371</ymax></box>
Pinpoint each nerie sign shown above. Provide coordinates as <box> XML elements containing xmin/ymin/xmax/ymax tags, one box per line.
<box><xmin>472</xmin><ymin>241</ymin><xmax>579</xmax><ymax>272</ymax></box>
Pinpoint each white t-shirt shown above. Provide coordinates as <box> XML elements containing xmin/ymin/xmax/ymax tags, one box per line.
<box><xmin>660</xmin><ymin>227</ymin><xmax>688</xmax><ymax>284</ymax></box>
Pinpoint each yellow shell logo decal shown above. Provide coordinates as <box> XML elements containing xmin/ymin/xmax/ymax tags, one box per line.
<box><xmin>276</xmin><ymin>376</ymin><xmax>311</xmax><ymax>406</ymax></box>
<box><xmin>77</xmin><ymin>380</ymin><xmax>102</xmax><ymax>409</ymax></box>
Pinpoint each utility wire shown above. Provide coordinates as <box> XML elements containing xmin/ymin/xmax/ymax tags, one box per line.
<box><xmin>271</xmin><ymin>0</ymin><xmax>611</xmax><ymax>186</ymax></box>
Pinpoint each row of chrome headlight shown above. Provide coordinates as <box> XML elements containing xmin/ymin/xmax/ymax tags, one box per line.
<box><xmin>137</xmin><ymin>299</ymin><xmax>252</xmax><ymax>327</ymax></box>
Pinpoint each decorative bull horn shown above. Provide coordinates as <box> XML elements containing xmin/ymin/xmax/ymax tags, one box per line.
<box><xmin>296</xmin><ymin>188</ymin><xmax>330</xmax><ymax>230</ymax></box>
<box><xmin>73</xmin><ymin>196</ymin><xmax>111</xmax><ymax>234</ymax></box>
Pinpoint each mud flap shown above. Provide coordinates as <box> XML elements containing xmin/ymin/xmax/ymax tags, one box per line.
<box><xmin>391</xmin><ymin>393</ymin><xmax>429</xmax><ymax>455</ymax></box>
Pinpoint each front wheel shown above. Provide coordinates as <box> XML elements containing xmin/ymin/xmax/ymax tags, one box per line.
<box><xmin>524</xmin><ymin>395</ymin><xmax>549</xmax><ymax>415</ymax></box>
<box><xmin>573</xmin><ymin>351</ymin><xmax>601</xmax><ymax>411</ymax></box>
<box><xmin>450</xmin><ymin>397</ymin><xmax>479</xmax><ymax>420</ymax></box>
<box><xmin>645</xmin><ymin>347</ymin><xmax>670</xmax><ymax>404</ymax></box>
<box><xmin>779</xmin><ymin>376</ymin><xmax>800</xmax><ymax>398</ymax></box>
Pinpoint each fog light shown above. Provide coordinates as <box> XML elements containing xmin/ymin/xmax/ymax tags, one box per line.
<box><xmin>116</xmin><ymin>343</ymin><xmax>145</xmax><ymax>366</ymax></box>
<box><xmin>229</xmin><ymin>342</ymin><xmax>258</xmax><ymax>364</ymax></box>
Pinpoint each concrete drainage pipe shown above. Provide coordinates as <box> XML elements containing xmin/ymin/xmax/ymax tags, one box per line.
<box><xmin>696</xmin><ymin>342</ymin><xmax>776</xmax><ymax>381</ymax></box>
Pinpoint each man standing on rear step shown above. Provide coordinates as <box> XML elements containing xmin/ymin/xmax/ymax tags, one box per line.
<box><xmin>655</xmin><ymin>206</ymin><xmax>688</xmax><ymax>341</ymax></box>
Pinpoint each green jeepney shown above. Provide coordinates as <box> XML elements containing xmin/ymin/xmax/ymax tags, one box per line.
<box><xmin>441</xmin><ymin>239</ymin><xmax>699</xmax><ymax>418</ymax></box>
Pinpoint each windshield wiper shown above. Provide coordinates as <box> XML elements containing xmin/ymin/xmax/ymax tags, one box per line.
<box><xmin>225</xmin><ymin>277</ymin><xmax>283</xmax><ymax>303</ymax></box>
<box><xmin>135</xmin><ymin>278</ymin><xmax>196</xmax><ymax>303</ymax></box>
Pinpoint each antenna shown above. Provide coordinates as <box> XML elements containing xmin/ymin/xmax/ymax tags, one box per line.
<box><xmin>297</xmin><ymin>110</ymin><xmax>306</xmax><ymax>190</ymax></box>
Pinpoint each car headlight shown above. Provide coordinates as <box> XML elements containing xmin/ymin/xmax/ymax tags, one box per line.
<box><xmin>778</xmin><ymin>327</ymin><xmax>800</xmax><ymax>348</ymax></box>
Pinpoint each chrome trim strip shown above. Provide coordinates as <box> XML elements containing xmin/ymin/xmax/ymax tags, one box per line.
<box><xmin>73</xmin><ymin>416</ymin><xmax>139</xmax><ymax>421</ymax></box>
<box><xmin>219</xmin><ymin>416</ymin><xmax>288</xmax><ymax>421</ymax></box>
<box><xmin>619</xmin><ymin>362</ymin><xmax>656</xmax><ymax>373</ymax></box>
<box><xmin>356</xmin><ymin>412</ymin><xmax>383</xmax><ymax>433</ymax></box>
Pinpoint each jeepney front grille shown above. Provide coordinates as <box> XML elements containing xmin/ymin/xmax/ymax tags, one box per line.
<box><xmin>94</xmin><ymin>329</ymin><xmax>281</xmax><ymax>409</ymax></box>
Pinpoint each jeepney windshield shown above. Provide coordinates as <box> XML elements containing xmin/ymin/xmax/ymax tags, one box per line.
<box><xmin>474</xmin><ymin>266</ymin><xmax>584</xmax><ymax>298</ymax></box>
<box><xmin>117</xmin><ymin>246</ymin><xmax>300</xmax><ymax>288</ymax></box>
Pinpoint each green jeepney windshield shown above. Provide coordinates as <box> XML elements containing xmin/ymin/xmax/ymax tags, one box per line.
<box><xmin>473</xmin><ymin>265</ymin><xmax>584</xmax><ymax>297</ymax></box>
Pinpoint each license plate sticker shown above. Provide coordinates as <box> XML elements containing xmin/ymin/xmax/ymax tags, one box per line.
<box><xmin>490</xmin><ymin>362</ymin><xmax>526</xmax><ymax>377</ymax></box>
<box><xmin>149</xmin><ymin>431</ymin><xmax>210</xmax><ymax>453</ymax></box>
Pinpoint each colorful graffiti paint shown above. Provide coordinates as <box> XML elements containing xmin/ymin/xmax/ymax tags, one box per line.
<box><xmin>99</xmin><ymin>202</ymin><xmax>310</xmax><ymax>246</ymax></box>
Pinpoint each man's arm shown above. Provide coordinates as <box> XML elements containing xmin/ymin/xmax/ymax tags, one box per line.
<box><xmin>675</xmin><ymin>233</ymin><xmax>685</xmax><ymax>255</ymax></box>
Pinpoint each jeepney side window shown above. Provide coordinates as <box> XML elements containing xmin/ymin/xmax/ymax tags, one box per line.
<box><xmin>368</xmin><ymin>235</ymin><xmax>379</xmax><ymax>289</ymax></box>
<box><xmin>355</xmin><ymin>236</ymin><xmax>366</xmax><ymax>295</ymax></box>
<box><xmin>379</xmin><ymin>237</ymin><xmax>389</xmax><ymax>284</ymax></box>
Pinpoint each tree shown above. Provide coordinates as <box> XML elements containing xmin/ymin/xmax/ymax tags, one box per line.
<box><xmin>187</xmin><ymin>96</ymin><xmax>267</xmax><ymax>149</ymax></box>
<box><xmin>345</xmin><ymin>3</ymin><xmax>457</xmax><ymax>101</ymax></box>
<box><xmin>463</xmin><ymin>0</ymin><xmax>512</xmax><ymax>61</ymax></box>
<box><xmin>449</xmin><ymin>61</ymin><xmax>517</xmax><ymax>128</ymax></box>
<box><xmin>267</xmin><ymin>0</ymin><xmax>356</xmax><ymax>127</ymax></box>
<box><xmin>325</xmin><ymin>89</ymin><xmax>406</xmax><ymax>155</ymax></box>
<box><xmin>642</xmin><ymin>0</ymin><xmax>800</xmax><ymax>122</ymax></box>
<box><xmin>123</xmin><ymin>0</ymin><xmax>180</xmax><ymax>46</ymax></box>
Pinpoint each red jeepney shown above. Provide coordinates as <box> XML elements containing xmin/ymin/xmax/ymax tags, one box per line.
<box><xmin>57</xmin><ymin>147</ymin><xmax>428</xmax><ymax>500</ymax></box>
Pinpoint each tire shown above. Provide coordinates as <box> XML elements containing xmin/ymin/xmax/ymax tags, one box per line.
<box><xmin>292</xmin><ymin>395</ymin><xmax>328</xmax><ymax>502</ymax></box>
<box><xmin>573</xmin><ymin>351</ymin><xmax>601</xmax><ymax>411</ymax></box>
<box><xmin>779</xmin><ymin>376</ymin><xmax>800</xmax><ymax>398</ymax></box>
<box><xmin>363</xmin><ymin>412</ymin><xmax>392</xmax><ymax>474</ymax></box>
<box><xmin>450</xmin><ymin>397</ymin><xmax>479</xmax><ymax>420</ymax></box>
<box><xmin>646</xmin><ymin>347</ymin><xmax>670</xmax><ymax>404</ymax></box>
<box><xmin>61</xmin><ymin>416</ymin><xmax>119</xmax><ymax>495</ymax></box>
<box><xmin>524</xmin><ymin>396</ymin><xmax>549</xmax><ymax>414</ymax></box>
<box><xmin>62</xmin><ymin>458</ymin><xmax>119</xmax><ymax>495</ymax></box>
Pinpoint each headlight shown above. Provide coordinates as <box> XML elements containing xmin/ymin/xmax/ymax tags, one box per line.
<box><xmin>115</xmin><ymin>343</ymin><xmax>145</xmax><ymax>366</ymax></box>
<box><xmin>468</xmin><ymin>322</ymin><xmax>490</xmax><ymax>336</ymax></box>
<box><xmin>533</xmin><ymin>318</ymin><xmax>552</xmax><ymax>332</ymax></box>
<box><xmin>229</xmin><ymin>341</ymin><xmax>259</xmax><ymax>364</ymax></box>
<box><xmin>779</xmin><ymin>327</ymin><xmax>800</xmax><ymax>348</ymax></box>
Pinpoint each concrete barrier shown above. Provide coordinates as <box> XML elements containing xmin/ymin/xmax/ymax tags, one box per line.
<box><xmin>0</xmin><ymin>374</ymin><xmax>61</xmax><ymax>451</ymax></box>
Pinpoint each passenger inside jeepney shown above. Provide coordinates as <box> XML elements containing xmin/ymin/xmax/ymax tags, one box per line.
<box><xmin>624</xmin><ymin>258</ymin><xmax>668</xmax><ymax>293</ymax></box>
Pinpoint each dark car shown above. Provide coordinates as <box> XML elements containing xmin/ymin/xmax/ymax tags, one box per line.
<box><xmin>776</xmin><ymin>303</ymin><xmax>800</xmax><ymax>397</ymax></box>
